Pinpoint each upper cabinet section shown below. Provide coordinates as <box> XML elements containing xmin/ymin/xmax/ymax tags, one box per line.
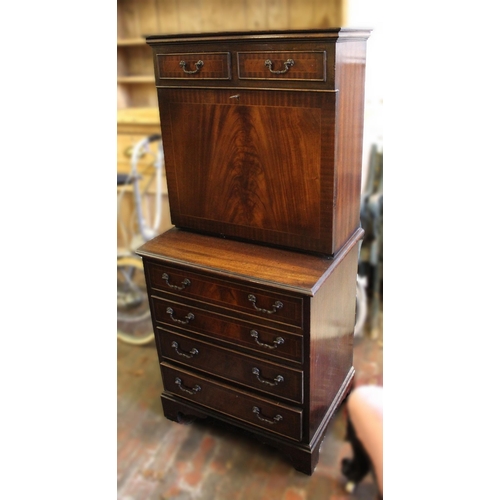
<box><xmin>149</xmin><ymin>30</ymin><xmax>371</xmax><ymax>255</ymax></box>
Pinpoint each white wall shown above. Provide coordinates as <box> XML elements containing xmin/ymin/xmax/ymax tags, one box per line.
<box><xmin>346</xmin><ymin>0</ymin><xmax>383</xmax><ymax>191</ymax></box>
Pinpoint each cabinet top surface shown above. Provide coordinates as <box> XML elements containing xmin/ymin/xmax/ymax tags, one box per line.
<box><xmin>137</xmin><ymin>228</ymin><xmax>363</xmax><ymax>295</ymax></box>
<box><xmin>145</xmin><ymin>28</ymin><xmax>371</xmax><ymax>44</ymax></box>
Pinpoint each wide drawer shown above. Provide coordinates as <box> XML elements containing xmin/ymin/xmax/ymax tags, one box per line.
<box><xmin>152</xmin><ymin>296</ymin><xmax>303</xmax><ymax>362</ymax></box>
<box><xmin>146</xmin><ymin>262</ymin><xmax>303</xmax><ymax>328</ymax></box>
<box><xmin>158</xmin><ymin>328</ymin><xmax>303</xmax><ymax>403</ymax></box>
<box><xmin>161</xmin><ymin>363</ymin><xmax>303</xmax><ymax>441</ymax></box>
<box><xmin>237</xmin><ymin>50</ymin><xmax>326</xmax><ymax>81</ymax></box>
<box><xmin>156</xmin><ymin>52</ymin><xmax>231</xmax><ymax>80</ymax></box>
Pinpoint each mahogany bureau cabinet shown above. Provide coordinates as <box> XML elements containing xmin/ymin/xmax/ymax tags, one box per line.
<box><xmin>137</xmin><ymin>29</ymin><xmax>370</xmax><ymax>475</ymax></box>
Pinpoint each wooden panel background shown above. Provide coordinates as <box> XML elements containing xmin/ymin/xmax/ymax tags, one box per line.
<box><xmin>118</xmin><ymin>0</ymin><xmax>347</xmax><ymax>39</ymax></box>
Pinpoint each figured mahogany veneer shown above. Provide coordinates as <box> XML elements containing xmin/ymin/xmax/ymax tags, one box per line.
<box><xmin>146</xmin><ymin>28</ymin><xmax>370</xmax><ymax>255</ymax></box>
<box><xmin>137</xmin><ymin>226</ymin><xmax>363</xmax><ymax>474</ymax></box>
<box><xmin>139</xmin><ymin>28</ymin><xmax>370</xmax><ymax>475</ymax></box>
<box><xmin>157</xmin><ymin>52</ymin><xmax>231</xmax><ymax>80</ymax></box>
<box><xmin>237</xmin><ymin>50</ymin><xmax>327</xmax><ymax>81</ymax></box>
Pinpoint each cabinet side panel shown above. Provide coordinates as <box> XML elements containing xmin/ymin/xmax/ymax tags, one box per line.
<box><xmin>307</xmin><ymin>243</ymin><xmax>358</xmax><ymax>440</ymax></box>
<box><xmin>333</xmin><ymin>40</ymin><xmax>368</xmax><ymax>253</ymax></box>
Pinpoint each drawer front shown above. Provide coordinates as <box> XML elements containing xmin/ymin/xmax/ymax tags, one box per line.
<box><xmin>151</xmin><ymin>297</ymin><xmax>303</xmax><ymax>363</ymax></box>
<box><xmin>159</xmin><ymin>329</ymin><xmax>303</xmax><ymax>403</ymax></box>
<box><xmin>146</xmin><ymin>262</ymin><xmax>303</xmax><ymax>328</ymax></box>
<box><xmin>237</xmin><ymin>51</ymin><xmax>326</xmax><ymax>81</ymax></box>
<box><xmin>161</xmin><ymin>363</ymin><xmax>303</xmax><ymax>441</ymax></box>
<box><xmin>156</xmin><ymin>52</ymin><xmax>231</xmax><ymax>80</ymax></box>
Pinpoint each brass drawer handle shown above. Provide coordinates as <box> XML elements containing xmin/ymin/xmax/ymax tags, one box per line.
<box><xmin>179</xmin><ymin>59</ymin><xmax>204</xmax><ymax>74</ymax></box>
<box><xmin>171</xmin><ymin>341</ymin><xmax>199</xmax><ymax>359</ymax></box>
<box><xmin>250</xmin><ymin>330</ymin><xmax>284</xmax><ymax>349</ymax></box>
<box><xmin>248</xmin><ymin>294</ymin><xmax>283</xmax><ymax>314</ymax></box>
<box><xmin>166</xmin><ymin>307</ymin><xmax>195</xmax><ymax>325</ymax></box>
<box><xmin>264</xmin><ymin>58</ymin><xmax>294</xmax><ymax>74</ymax></box>
<box><xmin>161</xmin><ymin>273</ymin><xmax>191</xmax><ymax>291</ymax></box>
<box><xmin>252</xmin><ymin>367</ymin><xmax>284</xmax><ymax>386</ymax></box>
<box><xmin>252</xmin><ymin>406</ymin><xmax>283</xmax><ymax>425</ymax></box>
<box><xmin>174</xmin><ymin>377</ymin><xmax>201</xmax><ymax>395</ymax></box>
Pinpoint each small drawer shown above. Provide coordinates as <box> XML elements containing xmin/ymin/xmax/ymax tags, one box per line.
<box><xmin>146</xmin><ymin>262</ymin><xmax>303</xmax><ymax>328</ymax></box>
<box><xmin>237</xmin><ymin>51</ymin><xmax>326</xmax><ymax>81</ymax></box>
<box><xmin>159</xmin><ymin>329</ymin><xmax>304</xmax><ymax>403</ymax></box>
<box><xmin>161</xmin><ymin>363</ymin><xmax>303</xmax><ymax>441</ymax></box>
<box><xmin>156</xmin><ymin>52</ymin><xmax>231</xmax><ymax>80</ymax></box>
<box><xmin>152</xmin><ymin>296</ymin><xmax>303</xmax><ymax>362</ymax></box>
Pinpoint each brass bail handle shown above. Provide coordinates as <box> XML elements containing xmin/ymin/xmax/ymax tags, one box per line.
<box><xmin>179</xmin><ymin>59</ymin><xmax>204</xmax><ymax>74</ymax></box>
<box><xmin>166</xmin><ymin>306</ymin><xmax>195</xmax><ymax>325</ymax></box>
<box><xmin>252</xmin><ymin>406</ymin><xmax>283</xmax><ymax>425</ymax></box>
<box><xmin>248</xmin><ymin>294</ymin><xmax>283</xmax><ymax>314</ymax></box>
<box><xmin>264</xmin><ymin>58</ymin><xmax>295</xmax><ymax>74</ymax></box>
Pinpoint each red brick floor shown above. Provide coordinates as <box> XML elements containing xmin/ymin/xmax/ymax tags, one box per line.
<box><xmin>117</xmin><ymin>312</ymin><xmax>382</xmax><ymax>500</ymax></box>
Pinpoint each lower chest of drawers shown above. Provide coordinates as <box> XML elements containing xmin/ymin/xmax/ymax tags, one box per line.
<box><xmin>138</xmin><ymin>228</ymin><xmax>361</xmax><ymax>474</ymax></box>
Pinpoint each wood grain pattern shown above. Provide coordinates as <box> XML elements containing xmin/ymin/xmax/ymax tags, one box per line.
<box><xmin>307</xmin><ymin>237</ymin><xmax>359</xmax><ymax>441</ymax></box>
<box><xmin>177</xmin><ymin>0</ymin><xmax>203</xmax><ymax>33</ymax></box>
<box><xmin>137</xmin><ymin>227</ymin><xmax>362</xmax><ymax>294</ymax></box>
<box><xmin>155</xmin><ymin>0</ymin><xmax>179</xmax><ymax>34</ymax></box>
<box><xmin>152</xmin><ymin>297</ymin><xmax>295</xmax><ymax>345</ymax></box>
<box><xmin>166</xmin><ymin>98</ymin><xmax>321</xmax><ymax>232</ymax></box>
<box><xmin>157</xmin><ymin>328</ymin><xmax>304</xmax><ymax>403</ymax></box>
<box><xmin>157</xmin><ymin>52</ymin><xmax>231</xmax><ymax>79</ymax></box>
<box><xmin>237</xmin><ymin>51</ymin><xmax>326</xmax><ymax>81</ymax></box>
<box><xmin>158</xmin><ymin>88</ymin><xmax>331</xmax><ymax>253</ymax></box>
<box><xmin>156</xmin><ymin>316</ymin><xmax>304</xmax><ymax>364</ymax></box>
<box><xmin>332</xmin><ymin>39</ymin><xmax>369</xmax><ymax>254</ymax></box>
<box><xmin>118</xmin><ymin>0</ymin><xmax>348</xmax><ymax>107</ymax></box>
<box><xmin>134</xmin><ymin>28</ymin><xmax>369</xmax><ymax>476</ymax></box>
<box><xmin>117</xmin><ymin>328</ymin><xmax>382</xmax><ymax>495</ymax></box>
<box><xmin>146</xmin><ymin>260</ymin><xmax>304</xmax><ymax>327</ymax></box>
<box><xmin>147</xmin><ymin>34</ymin><xmax>357</xmax><ymax>92</ymax></box>
<box><xmin>138</xmin><ymin>227</ymin><xmax>362</xmax><ymax>474</ymax></box>
<box><xmin>160</xmin><ymin>363</ymin><xmax>303</xmax><ymax>441</ymax></box>
<box><xmin>147</xmin><ymin>30</ymin><xmax>370</xmax><ymax>254</ymax></box>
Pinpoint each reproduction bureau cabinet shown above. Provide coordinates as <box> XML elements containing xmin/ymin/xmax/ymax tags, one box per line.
<box><xmin>137</xmin><ymin>28</ymin><xmax>370</xmax><ymax>475</ymax></box>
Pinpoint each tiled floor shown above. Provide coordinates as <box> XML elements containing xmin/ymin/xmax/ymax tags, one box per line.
<box><xmin>117</xmin><ymin>310</ymin><xmax>382</xmax><ymax>500</ymax></box>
